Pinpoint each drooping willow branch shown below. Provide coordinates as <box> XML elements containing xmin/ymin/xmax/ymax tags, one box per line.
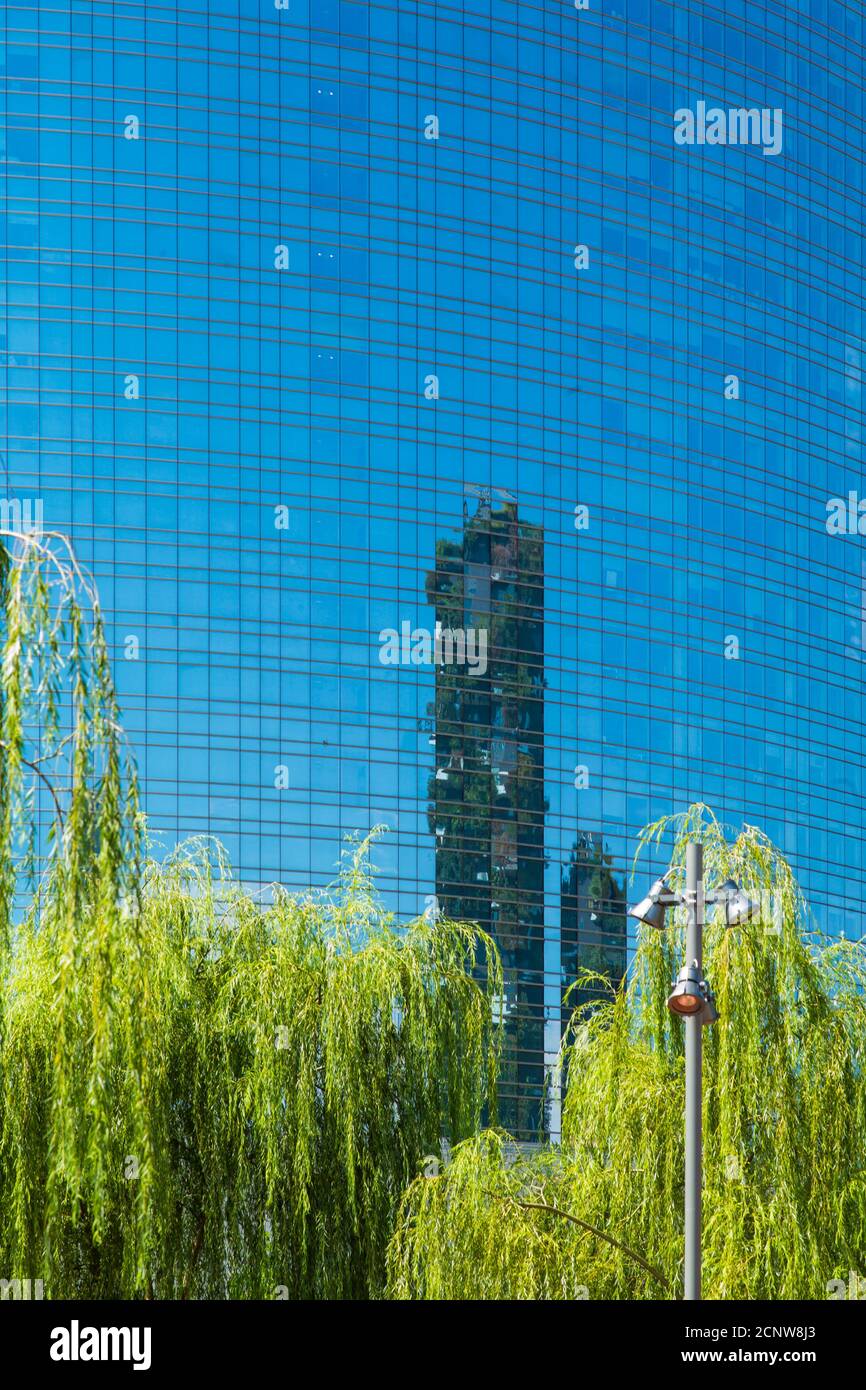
<box><xmin>494</xmin><ymin>1193</ymin><xmax>672</xmax><ymax>1294</ymax></box>
<box><xmin>0</xmin><ymin>528</ymin><xmax>141</xmax><ymax>914</ymax></box>
<box><xmin>0</xmin><ymin>739</ymin><xmax>66</xmax><ymax>831</ymax></box>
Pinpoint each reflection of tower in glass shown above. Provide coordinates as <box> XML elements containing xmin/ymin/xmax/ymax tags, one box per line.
<box><xmin>426</xmin><ymin>497</ymin><xmax>546</xmax><ymax>1139</ymax></box>
<box><xmin>560</xmin><ymin>832</ymin><xmax>628</xmax><ymax>1027</ymax></box>
<box><xmin>548</xmin><ymin>833</ymin><xmax>627</xmax><ymax>1139</ymax></box>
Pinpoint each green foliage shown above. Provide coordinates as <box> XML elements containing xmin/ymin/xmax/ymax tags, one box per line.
<box><xmin>0</xmin><ymin>536</ymin><xmax>501</xmax><ymax>1299</ymax></box>
<box><xmin>1</xmin><ymin>829</ymin><xmax>501</xmax><ymax>1299</ymax></box>
<box><xmin>0</xmin><ymin>531</ymin><xmax>141</xmax><ymax>944</ymax></box>
<box><xmin>388</xmin><ymin>804</ymin><xmax>866</xmax><ymax>1300</ymax></box>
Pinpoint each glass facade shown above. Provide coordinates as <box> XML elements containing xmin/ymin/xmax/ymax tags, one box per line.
<box><xmin>2</xmin><ymin>0</ymin><xmax>864</xmax><ymax>1136</ymax></box>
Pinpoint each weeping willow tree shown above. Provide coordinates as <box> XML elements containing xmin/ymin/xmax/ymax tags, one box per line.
<box><xmin>388</xmin><ymin>804</ymin><xmax>866</xmax><ymax>1300</ymax></box>
<box><xmin>0</xmin><ymin>528</ymin><xmax>148</xmax><ymax>1290</ymax></box>
<box><xmin>0</xmin><ymin>532</ymin><xmax>501</xmax><ymax>1298</ymax></box>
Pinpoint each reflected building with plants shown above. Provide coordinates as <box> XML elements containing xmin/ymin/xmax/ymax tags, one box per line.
<box><xmin>426</xmin><ymin>495</ymin><xmax>547</xmax><ymax>1136</ymax></box>
<box><xmin>560</xmin><ymin>832</ymin><xmax>628</xmax><ymax>1026</ymax></box>
<box><xmin>426</xmin><ymin>500</ymin><xmax>628</xmax><ymax>1138</ymax></box>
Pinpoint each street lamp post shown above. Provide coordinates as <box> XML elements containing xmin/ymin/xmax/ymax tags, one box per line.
<box><xmin>683</xmin><ymin>841</ymin><xmax>702</xmax><ymax>1302</ymax></box>
<box><xmin>628</xmin><ymin>841</ymin><xmax>756</xmax><ymax>1302</ymax></box>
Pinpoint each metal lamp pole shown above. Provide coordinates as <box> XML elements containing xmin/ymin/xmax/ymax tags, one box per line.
<box><xmin>628</xmin><ymin>841</ymin><xmax>755</xmax><ymax>1303</ymax></box>
<box><xmin>684</xmin><ymin>841</ymin><xmax>702</xmax><ymax>1302</ymax></box>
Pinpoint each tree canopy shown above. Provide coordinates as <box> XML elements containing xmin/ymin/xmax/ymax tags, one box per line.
<box><xmin>388</xmin><ymin>805</ymin><xmax>866</xmax><ymax>1299</ymax></box>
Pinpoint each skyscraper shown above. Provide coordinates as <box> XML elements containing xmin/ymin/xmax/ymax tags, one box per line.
<box><xmin>2</xmin><ymin>2</ymin><xmax>864</xmax><ymax>1136</ymax></box>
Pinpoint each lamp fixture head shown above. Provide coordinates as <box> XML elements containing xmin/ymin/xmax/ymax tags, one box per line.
<box><xmin>699</xmin><ymin>988</ymin><xmax>720</xmax><ymax>1027</ymax></box>
<box><xmin>667</xmin><ymin>964</ymin><xmax>705</xmax><ymax>1017</ymax></box>
<box><xmin>715</xmin><ymin>878</ymin><xmax>759</xmax><ymax>928</ymax></box>
<box><xmin>628</xmin><ymin>877</ymin><xmax>674</xmax><ymax>931</ymax></box>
